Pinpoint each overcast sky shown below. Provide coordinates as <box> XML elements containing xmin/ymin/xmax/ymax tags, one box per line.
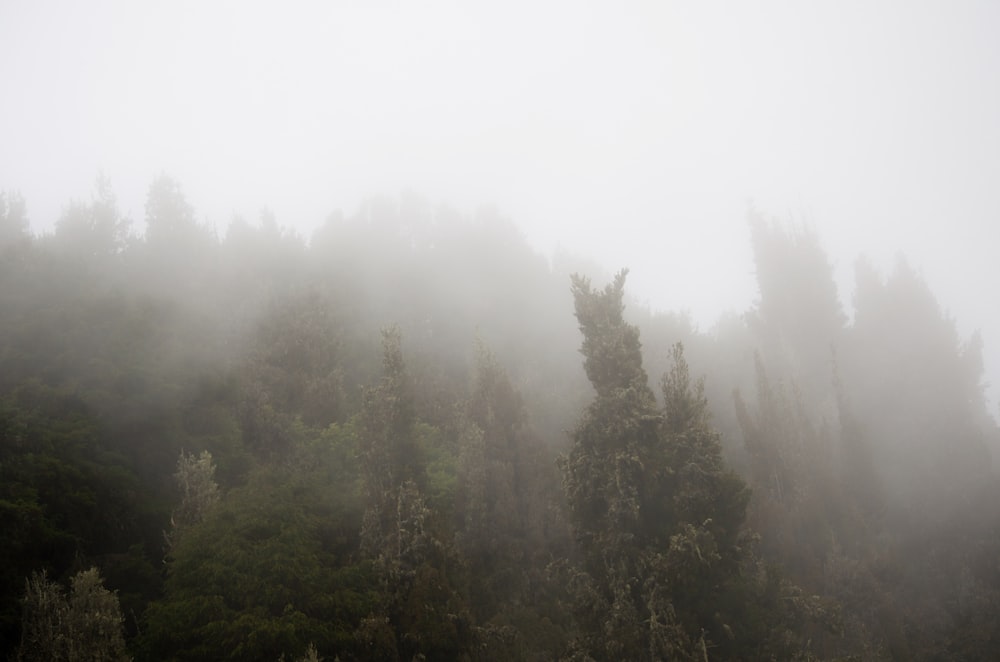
<box><xmin>2</xmin><ymin>0</ymin><xmax>999</xmax><ymax>406</ymax></box>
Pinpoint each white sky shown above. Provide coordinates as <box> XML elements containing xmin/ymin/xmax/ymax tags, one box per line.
<box><xmin>2</xmin><ymin>0</ymin><xmax>1000</xmax><ymax>406</ymax></box>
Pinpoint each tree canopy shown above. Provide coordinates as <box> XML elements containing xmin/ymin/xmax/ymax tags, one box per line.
<box><xmin>2</xmin><ymin>180</ymin><xmax>999</xmax><ymax>660</ymax></box>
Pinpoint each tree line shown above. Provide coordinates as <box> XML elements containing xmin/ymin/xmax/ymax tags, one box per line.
<box><xmin>1</xmin><ymin>177</ymin><xmax>998</xmax><ymax>660</ymax></box>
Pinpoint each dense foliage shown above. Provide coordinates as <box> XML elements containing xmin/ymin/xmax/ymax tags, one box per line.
<box><xmin>2</xmin><ymin>177</ymin><xmax>999</xmax><ymax>660</ymax></box>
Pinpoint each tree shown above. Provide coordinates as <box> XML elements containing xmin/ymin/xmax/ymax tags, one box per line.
<box><xmin>845</xmin><ymin>256</ymin><xmax>993</xmax><ymax>505</ymax></box>
<box><xmin>16</xmin><ymin>568</ymin><xmax>129</xmax><ymax>662</ymax></box>
<box><xmin>239</xmin><ymin>291</ymin><xmax>346</xmax><ymax>433</ymax></box>
<box><xmin>144</xmin><ymin>176</ymin><xmax>199</xmax><ymax>250</ymax></box>
<box><xmin>0</xmin><ymin>386</ymin><xmax>160</xmax><ymax>657</ymax></box>
<box><xmin>52</xmin><ymin>176</ymin><xmax>130</xmax><ymax>260</ymax></box>
<box><xmin>456</xmin><ymin>342</ymin><xmax>561</xmax><ymax>631</ymax></box>
<box><xmin>745</xmin><ymin>215</ymin><xmax>845</xmax><ymax>409</ymax></box>
<box><xmin>138</xmin><ymin>441</ymin><xmax>377</xmax><ymax>662</ymax></box>
<box><xmin>141</xmin><ymin>176</ymin><xmax>215</xmax><ymax>296</ymax></box>
<box><xmin>359</xmin><ymin>326</ymin><xmax>422</xmax><ymax>558</ymax></box>
<box><xmin>733</xmin><ymin>355</ymin><xmax>806</xmax><ymax>511</ymax></box>
<box><xmin>560</xmin><ymin>271</ymin><xmax>753</xmax><ymax>660</ymax></box>
<box><xmin>356</xmin><ymin>326</ymin><xmax>470</xmax><ymax>660</ymax></box>
<box><xmin>165</xmin><ymin>450</ymin><xmax>220</xmax><ymax>553</ymax></box>
<box><xmin>0</xmin><ymin>191</ymin><xmax>29</xmax><ymax>248</ymax></box>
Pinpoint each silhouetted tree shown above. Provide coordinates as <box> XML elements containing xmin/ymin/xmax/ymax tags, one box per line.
<box><xmin>0</xmin><ymin>191</ymin><xmax>29</xmax><ymax>249</ymax></box>
<box><xmin>52</xmin><ymin>175</ymin><xmax>130</xmax><ymax>261</ymax></box>
<box><xmin>746</xmin><ymin>215</ymin><xmax>845</xmax><ymax>410</ymax></box>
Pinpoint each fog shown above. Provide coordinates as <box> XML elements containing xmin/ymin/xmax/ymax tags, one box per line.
<box><xmin>4</xmin><ymin>3</ymin><xmax>1000</xmax><ymax>659</ymax></box>
<box><xmin>4</xmin><ymin>2</ymin><xmax>999</xmax><ymax>354</ymax></box>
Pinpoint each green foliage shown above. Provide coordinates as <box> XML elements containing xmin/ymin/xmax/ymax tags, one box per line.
<box><xmin>239</xmin><ymin>290</ymin><xmax>346</xmax><ymax>435</ymax></box>
<box><xmin>359</xmin><ymin>326</ymin><xmax>424</xmax><ymax>556</ymax></box>
<box><xmin>16</xmin><ymin>567</ymin><xmax>129</xmax><ymax>662</ymax></box>
<box><xmin>138</xmin><ymin>432</ymin><xmax>375</xmax><ymax>661</ymax></box>
<box><xmin>418</xmin><ymin>421</ymin><xmax>459</xmax><ymax>515</ymax></box>
<box><xmin>355</xmin><ymin>328</ymin><xmax>474</xmax><ymax>660</ymax></box>
<box><xmin>165</xmin><ymin>450</ymin><xmax>220</xmax><ymax>552</ymax></box>
<box><xmin>6</xmin><ymin>177</ymin><xmax>1000</xmax><ymax>660</ymax></box>
<box><xmin>457</xmin><ymin>344</ymin><xmax>543</xmax><ymax>618</ymax></box>
<box><xmin>560</xmin><ymin>272</ymin><xmax>838</xmax><ymax>660</ymax></box>
<box><xmin>0</xmin><ymin>386</ymin><xmax>161</xmax><ymax>654</ymax></box>
<box><xmin>561</xmin><ymin>271</ymin><xmax>762</xmax><ymax>660</ymax></box>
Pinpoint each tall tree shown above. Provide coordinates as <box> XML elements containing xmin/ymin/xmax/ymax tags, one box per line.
<box><xmin>847</xmin><ymin>257</ymin><xmax>993</xmax><ymax>507</ymax></box>
<box><xmin>356</xmin><ymin>327</ymin><xmax>469</xmax><ymax>660</ymax></box>
<box><xmin>141</xmin><ymin>176</ymin><xmax>215</xmax><ymax>297</ymax></box>
<box><xmin>165</xmin><ymin>450</ymin><xmax>220</xmax><ymax>554</ymax></box>
<box><xmin>240</xmin><ymin>291</ymin><xmax>346</xmax><ymax>433</ymax></box>
<box><xmin>359</xmin><ymin>326</ymin><xmax>421</xmax><ymax>557</ymax></box>
<box><xmin>561</xmin><ymin>271</ymin><xmax>753</xmax><ymax>660</ymax></box>
<box><xmin>457</xmin><ymin>342</ymin><xmax>553</xmax><ymax>622</ymax></box>
<box><xmin>144</xmin><ymin>176</ymin><xmax>201</xmax><ymax>251</ymax></box>
<box><xmin>746</xmin><ymin>215</ymin><xmax>845</xmax><ymax>410</ymax></box>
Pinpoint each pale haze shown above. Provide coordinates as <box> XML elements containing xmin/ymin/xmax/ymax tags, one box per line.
<box><xmin>2</xmin><ymin>1</ymin><xmax>999</xmax><ymax>404</ymax></box>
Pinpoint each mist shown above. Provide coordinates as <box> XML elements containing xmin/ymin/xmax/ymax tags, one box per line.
<box><xmin>4</xmin><ymin>2</ymin><xmax>999</xmax><ymax>336</ymax></box>
<box><xmin>3</xmin><ymin>2</ymin><xmax>1000</xmax><ymax>660</ymax></box>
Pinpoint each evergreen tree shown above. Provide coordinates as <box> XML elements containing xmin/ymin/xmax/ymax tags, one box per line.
<box><xmin>457</xmin><ymin>342</ymin><xmax>567</xmax><ymax>638</ymax></box>
<box><xmin>51</xmin><ymin>176</ymin><xmax>131</xmax><ymax>261</ymax></box>
<box><xmin>165</xmin><ymin>450</ymin><xmax>220</xmax><ymax>553</ymax></box>
<box><xmin>143</xmin><ymin>176</ymin><xmax>202</xmax><ymax>253</ymax></box>
<box><xmin>16</xmin><ymin>568</ymin><xmax>129</xmax><ymax>662</ymax></box>
<box><xmin>846</xmin><ymin>256</ymin><xmax>993</xmax><ymax>506</ymax></box>
<box><xmin>560</xmin><ymin>271</ymin><xmax>751</xmax><ymax>660</ymax></box>
<box><xmin>359</xmin><ymin>326</ymin><xmax>422</xmax><ymax>558</ymax></box>
<box><xmin>137</xmin><ymin>442</ymin><xmax>376</xmax><ymax>662</ymax></box>
<box><xmin>356</xmin><ymin>326</ymin><xmax>470</xmax><ymax>660</ymax></box>
<box><xmin>140</xmin><ymin>175</ymin><xmax>216</xmax><ymax>298</ymax></box>
<box><xmin>0</xmin><ymin>191</ymin><xmax>30</xmax><ymax>249</ymax></box>
<box><xmin>745</xmin><ymin>215</ymin><xmax>845</xmax><ymax>410</ymax></box>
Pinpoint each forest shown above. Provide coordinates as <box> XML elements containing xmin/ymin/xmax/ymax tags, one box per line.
<box><xmin>2</xmin><ymin>176</ymin><xmax>999</xmax><ymax>661</ymax></box>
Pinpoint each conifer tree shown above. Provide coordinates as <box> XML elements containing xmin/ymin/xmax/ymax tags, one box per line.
<box><xmin>359</xmin><ymin>326</ymin><xmax>421</xmax><ymax>558</ymax></box>
<box><xmin>16</xmin><ymin>568</ymin><xmax>129</xmax><ymax>662</ymax></box>
<box><xmin>0</xmin><ymin>191</ymin><xmax>29</xmax><ymax>249</ymax></box>
<box><xmin>165</xmin><ymin>450</ymin><xmax>220</xmax><ymax>553</ymax></box>
<box><xmin>457</xmin><ymin>343</ymin><xmax>537</xmax><ymax>620</ymax></box>
<box><xmin>52</xmin><ymin>176</ymin><xmax>130</xmax><ymax>261</ymax></box>
<box><xmin>561</xmin><ymin>271</ymin><xmax>752</xmax><ymax>660</ymax></box>
<box><xmin>357</xmin><ymin>326</ymin><xmax>469</xmax><ymax>660</ymax></box>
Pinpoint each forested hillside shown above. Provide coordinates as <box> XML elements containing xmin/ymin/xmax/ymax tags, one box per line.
<box><xmin>2</xmin><ymin>179</ymin><xmax>999</xmax><ymax>660</ymax></box>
